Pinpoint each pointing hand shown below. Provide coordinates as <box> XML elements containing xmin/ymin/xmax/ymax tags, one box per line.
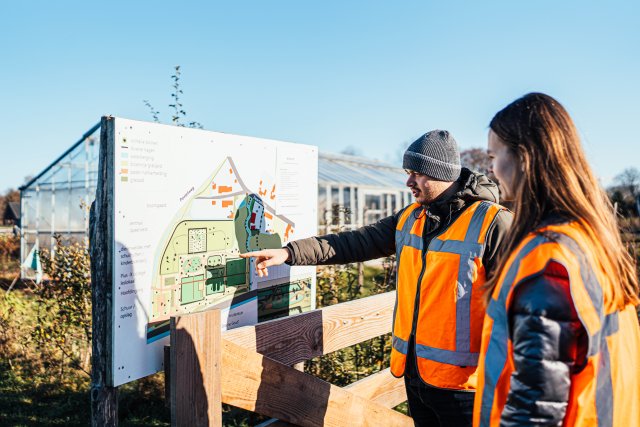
<box><xmin>239</xmin><ymin>248</ymin><xmax>290</xmax><ymax>277</ymax></box>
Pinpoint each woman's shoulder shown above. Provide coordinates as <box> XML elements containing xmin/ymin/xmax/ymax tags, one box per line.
<box><xmin>510</xmin><ymin>260</ymin><xmax>576</xmax><ymax>321</ymax></box>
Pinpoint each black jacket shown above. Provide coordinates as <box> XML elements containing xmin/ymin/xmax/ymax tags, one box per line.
<box><xmin>501</xmin><ymin>257</ymin><xmax>588</xmax><ymax>426</ymax></box>
<box><xmin>287</xmin><ymin>168</ymin><xmax>512</xmax><ymax>276</ymax></box>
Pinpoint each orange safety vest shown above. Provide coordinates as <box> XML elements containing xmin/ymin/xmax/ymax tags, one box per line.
<box><xmin>390</xmin><ymin>200</ymin><xmax>506</xmax><ymax>389</ymax></box>
<box><xmin>474</xmin><ymin>222</ymin><xmax>640</xmax><ymax>427</ymax></box>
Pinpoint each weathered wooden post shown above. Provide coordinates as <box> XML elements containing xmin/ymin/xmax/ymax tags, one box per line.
<box><xmin>90</xmin><ymin>116</ymin><xmax>118</xmax><ymax>426</ymax></box>
<box><xmin>170</xmin><ymin>309</ymin><xmax>223</xmax><ymax>427</ymax></box>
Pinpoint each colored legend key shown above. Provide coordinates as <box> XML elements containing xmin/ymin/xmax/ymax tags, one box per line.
<box><xmin>120</xmin><ymin>139</ymin><xmax>129</xmax><ymax>182</ymax></box>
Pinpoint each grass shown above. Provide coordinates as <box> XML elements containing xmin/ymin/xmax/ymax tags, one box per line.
<box><xmin>0</xmin><ymin>287</ymin><xmax>173</xmax><ymax>426</ymax></box>
<box><xmin>0</xmin><ymin>375</ymin><xmax>90</xmax><ymax>426</ymax></box>
<box><xmin>0</xmin><ymin>290</ymin><xmax>91</xmax><ymax>426</ymax></box>
<box><xmin>0</xmin><ymin>369</ymin><xmax>174</xmax><ymax>426</ymax></box>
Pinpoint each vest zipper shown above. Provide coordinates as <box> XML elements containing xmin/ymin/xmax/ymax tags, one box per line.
<box><xmin>408</xmin><ymin>210</ymin><xmax>453</xmax><ymax>360</ymax></box>
<box><xmin>409</xmin><ymin>239</ymin><xmax>429</xmax><ymax>344</ymax></box>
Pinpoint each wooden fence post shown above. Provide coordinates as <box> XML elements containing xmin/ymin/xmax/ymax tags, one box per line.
<box><xmin>171</xmin><ymin>309</ymin><xmax>222</xmax><ymax>427</ymax></box>
<box><xmin>90</xmin><ymin>116</ymin><xmax>118</xmax><ymax>426</ymax></box>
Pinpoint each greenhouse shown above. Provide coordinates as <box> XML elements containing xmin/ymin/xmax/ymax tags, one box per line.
<box><xmin>19</xmin><ymin>124</ymin><xmax>410</xmax><ymax>277</ymax></box>
<box><xmin>317</xmin><ymin>152</ymin><xmax>412</xmax><ymax>234</ymax></box>
<box><xmin>19</xmin><ymin>124</ymin><xmax>100</xmax><ymax>276</ymax></box>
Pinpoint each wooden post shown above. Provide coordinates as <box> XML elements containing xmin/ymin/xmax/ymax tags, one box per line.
<box><xmin>164</xmin><ymin>346</ymin><xmax>171</xmax><ymax>409</ymax></box>
<box><xmin>171</xmin><ymin>309</ymin><xmax>222</xmax><ymax>427</ymax></box>
<box><xmin>90</xmin><ymin>117</ymin><xmax>118</xmax><ymax>426</ymax></box>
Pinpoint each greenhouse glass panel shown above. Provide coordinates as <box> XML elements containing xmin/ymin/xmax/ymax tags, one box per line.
<box><xmin>20</xmin><ymin>124</ymin><xmax>100</xmax><ymax>278</ymax></box>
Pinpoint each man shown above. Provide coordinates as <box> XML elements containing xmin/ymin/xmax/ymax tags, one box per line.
<box><xmin>241</xmin><ymin>130</ymin><xmax>512</xmax><ymax>426</ymax></box>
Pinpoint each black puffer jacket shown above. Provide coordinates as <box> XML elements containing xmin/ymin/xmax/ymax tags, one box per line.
<box><xmin>501</xmin><ymin>254</ymin><xmax>589</xmax><ymax>426</ymax></box>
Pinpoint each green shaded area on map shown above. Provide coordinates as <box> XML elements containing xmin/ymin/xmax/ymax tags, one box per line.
<box><xmin>180</xmin><ymin>274</ymin><xmax>205</xmax><ymax>304</ymax></box>
<box><xmin>258</xmin><ymin>278</ymin><xmax>312</xmax><ymax>322</ymax></box>
<box><xmin>160</xmin><ymin>220</ymin><xmax>234</xmax><ymax>275</ymax></box>
<box><xmin>234</xmin><ymin>194</ymin><xmax>283</xmax><ymax>253</ymax></box>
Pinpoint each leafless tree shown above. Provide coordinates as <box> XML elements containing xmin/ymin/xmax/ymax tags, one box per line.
<box><xmin>615</xmin><ymin>167</ymin><xmax>640</xmax><ymax>198</ymax></box>
<box><xmin>460</xmin><ymin>147</ymin><xmax>492</xmax><ymax>176</ymax></box>
<box><xmin>340</xmin><ymin>146</ymin><xmax>361</xmax><ymax>156</ymax></box>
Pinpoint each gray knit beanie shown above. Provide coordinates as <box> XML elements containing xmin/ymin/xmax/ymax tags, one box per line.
<box><xmin>402</xmin><ymin>130</ymin><xmax>461</xmax><ymax>182</ymax></box>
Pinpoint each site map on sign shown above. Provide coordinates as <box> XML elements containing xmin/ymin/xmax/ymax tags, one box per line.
<box><xmin>147</xmin><ymin>157</ymin><xmax>304</xmax><ymax>342</ymax></box>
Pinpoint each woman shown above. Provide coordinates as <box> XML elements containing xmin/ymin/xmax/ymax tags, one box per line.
<box><xmin>474</xmin><ymin>92</ymin><xmax>640</xmax><ymax>426</ymax></box>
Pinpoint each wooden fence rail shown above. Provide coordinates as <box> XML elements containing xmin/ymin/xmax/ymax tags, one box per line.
<box><xmin>167</xmin><ymin>291</ymin><xmax>410</xmax><ymax>426</ymax></box>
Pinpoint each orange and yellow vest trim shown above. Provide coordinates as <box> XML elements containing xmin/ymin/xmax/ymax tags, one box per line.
<box><xmin>473</xmin><ymin>222</ymin><xmax>640</xmax><ymax>427</ymax></box>
<box><xmin>390</xmin><ymin>200</ymin><xmax>506</xmax><ymax>390</ymax></box>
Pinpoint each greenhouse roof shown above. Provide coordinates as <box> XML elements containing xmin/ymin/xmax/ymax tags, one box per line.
<box><xmin>20</xmin><ymin>123</ymin><xmax>101</xmax><ymax>191</ymax></box>
<box><xmin>21</xmin><ymin>123</ymin><xmax>408</xmax><ymax>192</ymax></box>
<box><xmin>318</xmin><ymin>152</ymin><xmax>407</xmax><ymax>189</ymax></box>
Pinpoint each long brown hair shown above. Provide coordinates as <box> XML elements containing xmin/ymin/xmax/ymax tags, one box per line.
<box><xmin>485</xmin><ymin>92</ymin><xmax>639</xmax><ymax>308</ymax></box>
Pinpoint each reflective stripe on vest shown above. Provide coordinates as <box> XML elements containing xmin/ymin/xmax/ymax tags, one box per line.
<box><xmin>477</xmin><ymin>228</ymin><xmax>622</xmax><ymax>427</ymax></box>
<box><xmin>393</xmin><ymin>335</ymin><xmax>483</xmax><ymax>366</ymax></box>
<box><xmin>392</xmin><ymin>201</ymin><xmax>500</xmax><ymax>368</ymax></box>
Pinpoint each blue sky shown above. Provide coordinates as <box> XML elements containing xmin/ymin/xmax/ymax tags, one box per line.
<box><xmin>1</xmin><ymin>1</ymin><xmax>638</xmax><ymax>192</ymax></box>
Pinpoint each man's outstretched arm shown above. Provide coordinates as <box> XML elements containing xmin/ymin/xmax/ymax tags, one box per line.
<box><xmin>240</xmin><ymin>213</ymin><xmax>400</xmax><ymax>276</ymax></box>
<box><xmin>287</xmin><ymin>214</ymin><xmax>398</xmax><ymax>265</ymax></box>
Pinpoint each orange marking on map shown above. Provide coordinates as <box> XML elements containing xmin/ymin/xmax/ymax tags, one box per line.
<box><xmin>218</xmin><ymin>185</ymin><xmax>233</xmax><ymax>193</ymax></box>
<box><xmin>211</xmin><ymin>200</ymin><xmax>216</xmax><ymax>205</ymax></box>
<box><xmin>229</xmin><ymin>168</ymin><xmax>233</xmax><ymax>174</ymax></box>
<box><xmin>212</xmin><ymin>183</ymin><xmax>217</xmax><ymax>190</ymax></box>
<box><xmin>265</xmin><ymin>212</ymin><xmax>273</xmax><ymax>220</ymax></box>
<box><xmin>285</xmin><ymin>224</ymin><xmax>293</xmax><ymax>240</ymax></box>
<box><xmin>222</xmin><ymin>200</ymin><xmax>233</xmax><ymax>208</ymax></box>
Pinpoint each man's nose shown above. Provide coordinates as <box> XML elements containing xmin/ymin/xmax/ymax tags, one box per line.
<box><xmin>406</xmin><ymin>176</ymin><xmax>414</xmax><ymax>187</ymax></box>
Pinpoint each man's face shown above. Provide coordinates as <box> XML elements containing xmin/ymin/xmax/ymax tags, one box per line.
<box><xmin>405</xmin><ymin>170</ymin><xmax>446</xmax><ymax>205</ymax></box>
